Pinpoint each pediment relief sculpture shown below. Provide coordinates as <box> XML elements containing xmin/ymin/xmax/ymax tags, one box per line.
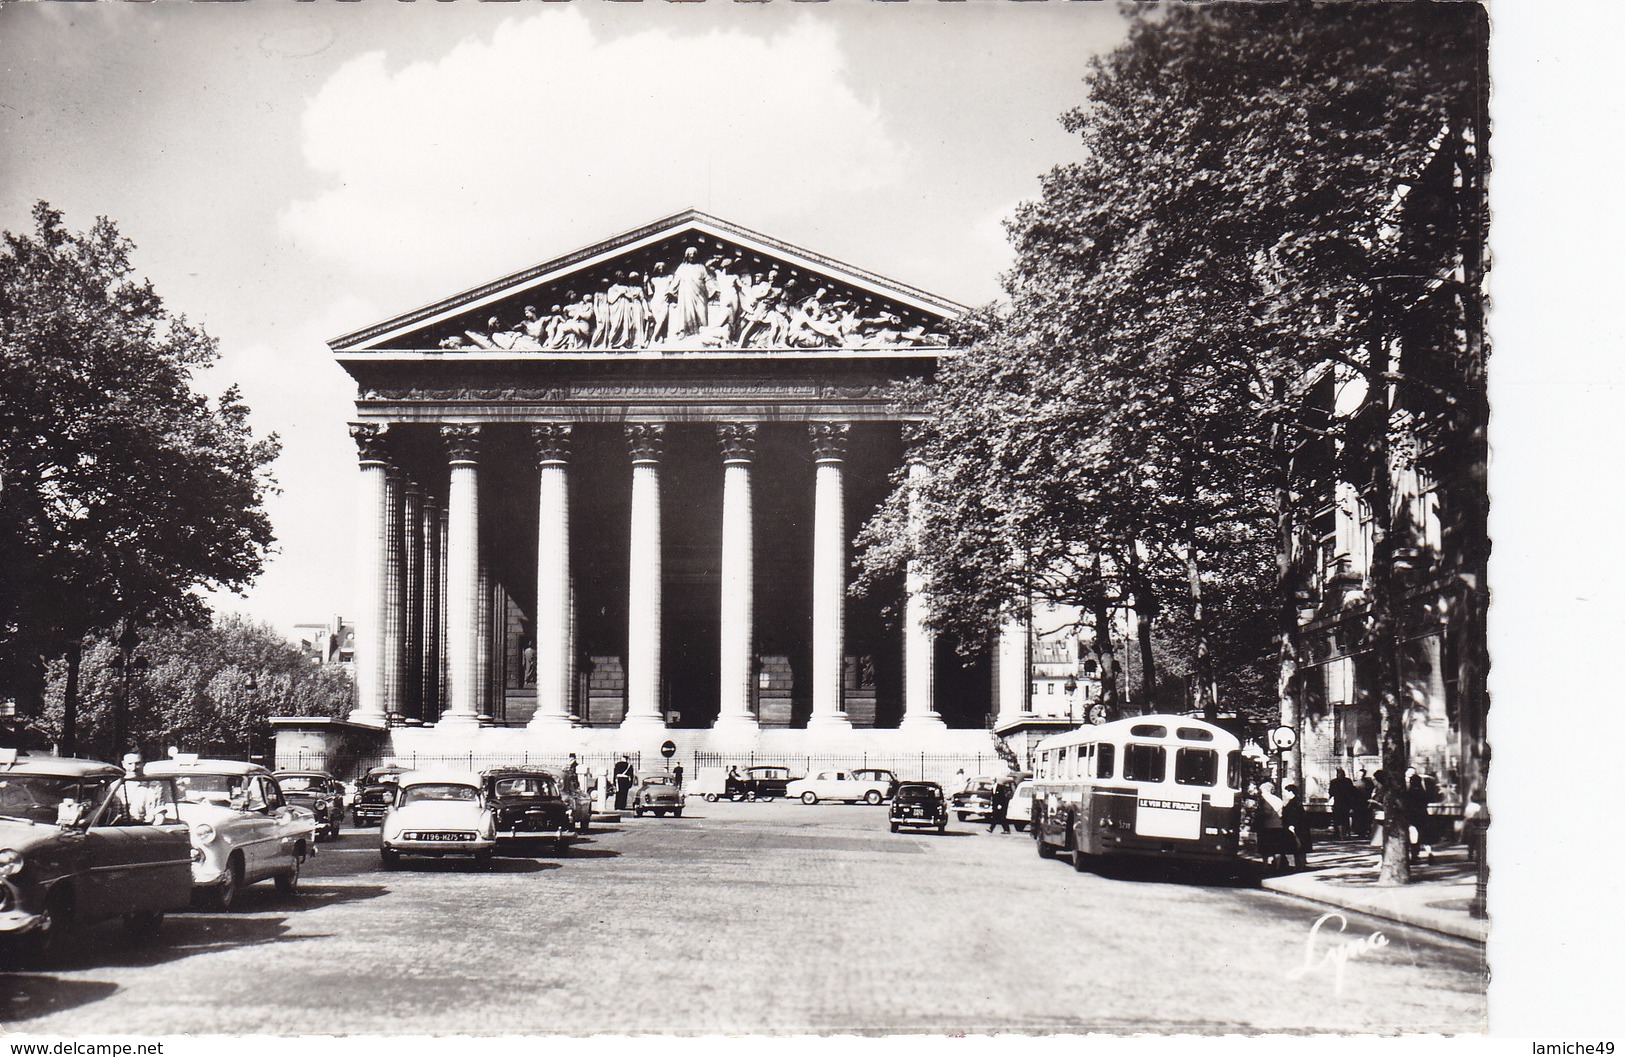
<box><xmin>438</xmin><ymin>242</ymin><xmax>950</xmax><ymax>354</ymax></box>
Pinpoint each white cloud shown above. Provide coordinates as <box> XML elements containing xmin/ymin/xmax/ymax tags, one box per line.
<box><xmin>280</xmin><ymin>12</ymin><xmax>911</xmax><ymax>295</ymax></box>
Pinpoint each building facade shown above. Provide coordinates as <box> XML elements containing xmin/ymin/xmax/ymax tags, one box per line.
<box><xmin>288</xmin><ymin>212</ymin><xmax>1050</xmax><ymax>770</ymax></box>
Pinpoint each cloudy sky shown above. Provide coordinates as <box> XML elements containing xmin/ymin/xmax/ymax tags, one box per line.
<box><xmin>1</xmin><ymin>1</ymin><xmax>1130</xmax><ymax>633</ymax></box>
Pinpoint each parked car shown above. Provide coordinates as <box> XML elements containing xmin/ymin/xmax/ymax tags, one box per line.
<box><xmin>351</xmin><ymin>765</ymin><xmax>406</xmax><ymax>826</ymax></box>
<box><xmin>274</xmin><ymin>770</ymin><xmax>345</xmax><ymax>841</ymax></box>
<box><xmin>706</xmin><ymin>765</ymin><xmax>795</xmax><ymax>802</ymax></box>
<box><xmin>0</xmin><ymin>750</ymin><xmax>193</xmax><ymax>961</ymax></box>
<box><xmin>951</xmin><ymin>774</ymin><xmax>1019</xmax><ymax>822</ymax></box>
<box><xmin>481</xmin><ymin>768</ymin><xmax>574</xmax><ymax>855</ymax></box>
<box><xmin>144</xmin><ymin>757</ymin><xmax>315</xmax><ymax>911</ymax></box>
<box><xmin>632</xmin><ymin>775</ymin><xmax>683</xmax><ymax>817</ymax></box>
<box><xmin>786</xmin><ymin>769</ymin><xmax>897</xmax><ymax>805</ymax></box>
<box><xmin>1006</xmin><ymin>779</ymin><xmax>1035</xmax><ymax>831</ymax></box>
<box><xmin>380</xmin><ymin>770</ymin><xmax>495</xmax><ymax>869</ymax></box>
<box><xmin>567</xmin><ymin>790</ymin><xmax>593</xmax><ymax>833</ymax></box>
<box><xmin>888</xmin><ymin>781</ymin><xmax>948</xmax><ymax>833</ymax></box>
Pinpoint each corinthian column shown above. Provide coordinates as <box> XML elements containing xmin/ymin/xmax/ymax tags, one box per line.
<box><xmin>440</xmin><ymin>424</ymin><xmax>482</xmax><ymax>726</ymax></box>
<box><xmin>421</xmin><ymin>496</ymin><xmax>443</xmax><ymax>722</ymax></box>
<box><xmin>900</xmin><ymin>451</ymin><xmax>945</xmax><ymax>730</ymax></box>
<box><xmin>382</xmin><ymin>466</ymin><xmax>404</xmax><ymax>725</ymax></box>
<box><xmin>715</xmin><ymin>424</ymin><xmax>759</xmax><ymax>733</ymax></box>
<box><xmin>348</xmin><ymin>423</ymin><xmax>390</xmax><ymax>727</ymax></box>
<box><xmin>530</xmin><ymin>424</ymin><xmax>576</xmax><ymax>732</ymax></box>
<box><xmin>809</xmin><ymin>423</ymin><xmax>852</xmax><ymax>730</ymax></box>
<box><xmin>402</xmin><ymin>481</ymin><xmax>423</xmax><ymax>723</ymax></box>
<box><xmin>622</xmin><ymin>424</ymin><xmax>667</xmax><ymax>730</ymax></box>
<box><xmin>995</xmin><ymin>605</ymin><xmax>1033</xmax><ymax>729</ymax></box>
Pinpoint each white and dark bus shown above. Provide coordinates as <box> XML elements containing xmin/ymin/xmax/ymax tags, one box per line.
<box><xmin>1030</xmin><ymin>715</ymin><xmax>1243</xmax><ymax>868</ymax></box>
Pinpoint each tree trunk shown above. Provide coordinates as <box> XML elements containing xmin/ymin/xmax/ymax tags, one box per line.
<box><xmin>1183</xmin><ymin>541</ymin><xmax>1215</xmax><ymax>722</ymax></box>
<box><xmin>1126</xmin><ymin>543</ymin><xmax>1158</xmax><ymax>705</ymax></box>
<box><xmin>1092</xmin><ymin>553</ymin><xmax>1120</xmax><ymax>720</ymax></box>
<box><xmin>1272</xmin><ymin>380</ymin><xmax>1305</xmax><ymax>794</ymax></box>
<box><xmin>61</xmin><ymin>640</ymin><xmax>82</xmax><ymax>756</ymax></box>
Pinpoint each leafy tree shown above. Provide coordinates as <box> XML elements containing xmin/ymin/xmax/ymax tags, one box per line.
<box><xmin>0</xmin><ymin>203</ymin><xmax>279</xmax><ymax>743</ymax></box>
<box><xmin>28</xmin><ymin>615</ymin><xmax>351</xmax><ymax>761</ymax></box>
<box><xmin>855</xmin><ymin>2</ymin><xmax>1487</xmax><ymax>884</ymax></box>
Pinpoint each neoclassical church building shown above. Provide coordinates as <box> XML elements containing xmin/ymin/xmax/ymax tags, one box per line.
<box><xmin>279</xmin><ymin>212</ymin><xmax>1037</xmax><ymax>770</ymax></box>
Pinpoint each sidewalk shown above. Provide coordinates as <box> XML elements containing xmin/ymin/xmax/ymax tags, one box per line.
<box><xmin>1256</xmin><ymin>836</ymin><xmax>1488</xmax><ymax>944</ymax></box>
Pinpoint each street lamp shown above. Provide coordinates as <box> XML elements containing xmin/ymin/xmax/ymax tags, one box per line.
<box><xmin>109</xmin><ymin>624</ymin><xmax>148</xmax><ymax>759</ymax></box>
<box><xmin>1063</xmin><ymin>676</ymin><xmax>1079</xmax><ymax>724</ymax></box>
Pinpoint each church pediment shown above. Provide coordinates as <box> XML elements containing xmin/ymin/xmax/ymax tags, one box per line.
<box><xmin>329</xmin><ymin>210</ymin><xmax>966</xmax><ymax>355</ymax></box>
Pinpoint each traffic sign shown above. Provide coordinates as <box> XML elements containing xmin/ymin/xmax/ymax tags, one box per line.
<box><xmin>1269</xmin><ymin>725</ymin><xmax>1297</xmax><ymax>751</ymax></box>
<box><xmin>660</xmin><ymin>740</ymin><xmax>677</xmax><ymax>759</ymax></box>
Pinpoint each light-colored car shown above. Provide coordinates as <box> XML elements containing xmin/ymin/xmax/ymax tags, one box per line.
<box><xmin>786</xmin><ymin>769</ymin><xmax>897</xmax><ymax>805</ymax></box>
<box><xmin>952</xmin><ymin>774</ymin><xmax>1019</xmax><ymax>821</ymax></box>
<box><xmin>633</xmin><ymin>775</ymin><xmax>683</xmax><ymax>817</ymax></box>
<box><xmin>380</xmin><ymin>770</ymin><xmax>495</xmax><ymax>869</ymax></box>
<box><xmin>145</xmin><ymin>757</ymin><xmax>315</xmax><ymax>911</ymax></box>
<box><xmin>0</xmin><ymin>751</ymin><xmax>193</xmax><ymax>961</ymax></box>
<box><xmin>1007</xmin><ymin>779</ymin><xmax>1035</xmax><ymax>831</ymax></box>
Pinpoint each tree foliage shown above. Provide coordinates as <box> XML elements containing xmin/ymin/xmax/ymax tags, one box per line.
<box><xmin>27</xmin><ymin>615</ymin><xmax>351</xmax><ymax>761</ymax></box>
<box><xmin>0</xmin><ymin>203</ymin><xmax>280</xmax><ymax>715</ymax></box>
<box><xmin>855</xmin><ymin>2</ymin><xmax>1487</xmax><ymax>880</ymax></box>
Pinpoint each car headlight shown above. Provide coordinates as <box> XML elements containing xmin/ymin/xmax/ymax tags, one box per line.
<box><xmin>0</xmin><ymin>848</ymin><xmax>22</xmax><ymax>878</ymax></box>
<box><xmin>192</xmin><ymin>823</ymin><xmax>217</xmax><ymax>845</ymax></box>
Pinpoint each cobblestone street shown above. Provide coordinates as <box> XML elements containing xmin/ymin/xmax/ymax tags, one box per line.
<box><xmin>3</xmin><ymin>799</ymin><xmax>1485</xmax><ymax>1035</ymax></box>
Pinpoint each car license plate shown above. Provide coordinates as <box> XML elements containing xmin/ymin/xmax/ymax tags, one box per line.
<box><xmin>412</xmin><ymin>832</ymin><xmax>472</xmax><ymax>842</ymax></box>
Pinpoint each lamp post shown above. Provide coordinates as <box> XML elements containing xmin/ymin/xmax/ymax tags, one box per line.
<box><xmin>109</xmin><ymin>624</ymin><xmax>147</xmax><ymax>759</ymax></box>
<box><xmin>1063</xmin><ymin>676</ymin><xmax>1079</xmax><ymax>725</ymax></box>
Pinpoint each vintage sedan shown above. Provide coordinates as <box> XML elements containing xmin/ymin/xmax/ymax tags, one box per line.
<box><xmin>786</xmin><ymin>768</ymin><xmax>898</xmax><ymax>805</ymax></box>
<box><xmin>0</xmin><ymin>751</ymin><xmax>193</xmax><ymax>961</ymax></box>
<box><xmin>351</xmin><ymin>764</ymin><xmax>406</xmax><ymax>826</ymax></box>
<box><xmin>481</xmin><ymin>768</ymin><xmax>574</xmax><ymax>854</ymax></box>
<box><xmin>632</xmin><ymin>775</ymin><xmax>683</xmax><ymax>817</ymax></box>
<box><xmin>888</xmin><ymin>781</ymin><xmax>948</xmax><ymax>833</ymax></box>
<box><xmin>567</xmin><ymin>790</ymin><xmax>593</xmax><ymax>833</ymax></box>
<box><xmin>144</xmin><ymin>757</ymin><xmax>315</xmax><ymax>911</ymax></box>
<box><xmin>274</xmin><ymin>770</ymin><xmax>345</xmax><ymax>841</ymax></box>
<box><xmin>951</xmin><ymin>774</ymin><xmax>1019</xmax><ymax>822</ymax></box>
<box><xmin>380</xmin><ymin>770</ymin><xmax>495</xmax><ymax>869</ymax></box>
<box><xmin>1007</xmin><ymin>779</ymin><xmax>1035</xmax><ymax>831</ymax></box>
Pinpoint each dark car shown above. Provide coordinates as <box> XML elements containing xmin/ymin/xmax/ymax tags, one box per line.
<box><xmin>709</xmin><ymin>765</ymin><xmax>795</xmax><ymax>802</ymax></box>
<box><xmin>952</xmin><ymin>774</ymin><xmax>1018</xmax><ymax>822</ymax></box>
<box><xmin>889</xmin><ymin>781</ymin><xmax>948</xmax><ymax>833</ymax></box>
<box><xmin>352</xmin><ymin>765</ymin><xmax>406</xmax><ymax>826</ymax></box>
<box><xmin>0</xmin><ymin>750</ymin><xmax>193</xmax><ymax>962</ymax></box>
<box><xmin>274</xmin><ymin>770</ymin><xmax>345</xmax><ymax>841</ymax></box>
<box><xmin>481</xmin><ymin>768</ymin><xmax>574</xmax><ymax>854</ymax></box>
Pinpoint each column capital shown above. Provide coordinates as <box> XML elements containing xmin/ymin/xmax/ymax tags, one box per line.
<box><xmin>350</xmin><ymin>423</ymin><xmax>391</xmax><ymax>465</ymax></box>
<box><xmin>809</xmin><ymin>422</ymin><xmax>850</xmax><ymax>462</ymax></box>
<box><xmin>441</xmin><ymin>424</ymin><xmax>481</xmax><ymax>465</ymax></box>
<box><xmin>716</xmin><ymin>423</ymin><xmax>758</xmax><ymax>463</ymax></box>
<box><xmin>625</xmin><ymin>423</ymin><xmax>665</xmax><ymax>464</ymax></box>
<box><xmin>531</xmin><ymin>423</ymin><xmax>573</xmax><ymax>466</ymax></box>
<box><xmin>402</xmin><ymin>477</ymin><xmax>423</xmax><ymax>499</ymax></box>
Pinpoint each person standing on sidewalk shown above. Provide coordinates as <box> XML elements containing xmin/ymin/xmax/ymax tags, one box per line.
<box><xmin>613</xmin><ymin>756</ymin><xmax>636</xmax><ymax>811</ymax></box>
<box><xmin>1282</xmin><ymin>783</ymin><xmax>1310</xmax><ymax>870</ymax></box>
<box><xmin>672</xmin><ymin>762</ymin><xmax>684</xmax><ymax>789</ymax></box>
<box><xmin>1353</xmin><ymin>769</ymin><xmax>1375</xmax><ymax>838</ymax></box>
<box><xmin>1256</xmin><ymin>779</ymin><xmax>1288</xmax><ymax>872</ymax></box>
<box><xmin>1329</xmin><ymin>768</ymin><xmax>1357</xmax><ymax>839</ymax></box>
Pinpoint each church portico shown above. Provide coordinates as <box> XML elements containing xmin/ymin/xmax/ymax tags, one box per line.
<box><xmin>315</xmin><ymin>211</ymin><xmax>1009</xmax><ymax>764</ymax></box>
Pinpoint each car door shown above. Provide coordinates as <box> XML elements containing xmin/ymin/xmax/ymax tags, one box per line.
<box><xmin>258</xmin><ymin>776</ymin><xmax>305</xmax><ymax>878</ymax></box>
<box><xmin>80</xmin><ymin>778</ymin><xmax>192</xmax><ymax>920</ymax></box>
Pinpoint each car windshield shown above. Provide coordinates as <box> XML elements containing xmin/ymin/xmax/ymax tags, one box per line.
<box><xmin>643</xmin><ymin>777</ymin><xmax>673</xmax><ymax>787</ymax></box>
<box><xmin>747</xmin><ymin>768</ymin><xmax>785</xmax><ymax>778</ymax></box>
<box><xmin>0</xmin><ymin>774</ymin><xmax>108</xmax><ymax>824</ymax></box>
<box><xmin>174</xmin><ymin>774</ymin><xmax>248</xmax><ymax>805</ymax></box>
<box><xmin>400</xmin><ymin>783</ymin><xmax>478</xmax><ymax>805</ymax></box>
<box><xmin>896</xmin><ymin>784</ymin><xmax>939</xmax><ymax>800</ymax></box>
<box><xmin>277</xmin><ymin>776</ymin><xmax>322</xmax><ymax>792</ymax></box>
<box><xmin>492</xmin><ymin>776</ymin><xmax>556</xmax><ymax>798</ymax></box>
<box><xmin>362</xmin><ymin>772</ymin><xmax>400</xmax><ymax>787</ymax></box>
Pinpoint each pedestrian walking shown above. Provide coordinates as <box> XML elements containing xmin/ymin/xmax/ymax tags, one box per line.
<box><xmin>1281</xmin><ymin>782</ymin><xmax>1310</xmax><ymax>870</ymax></box>
<box><xmin>563</xmin><ymin>753</ymin><xmax>580</xmax><ymax>795</ymax></box>
<box><xmin>1404</xmin><ymin>767</ymin><xmax>1435</xmax><ymax>862</ymax></box>
<box><xmin>673</xmin><ymin>762</ymin><xmax>684</xmax><ymax>789</ymax></box>
<box><xmin>613</xmin><ymin>755</ymin><xmax>636</xmax><ymax>811</ymax></box>
<box><xmin>985</xmin><ymin>783</ymin><xmax>1012</xmax><ymax>834</ymax></box>
<box><xmin>1328</xmin><ymin>767</ymin><xmax>1357</xmax><ymax>839</ymax></box>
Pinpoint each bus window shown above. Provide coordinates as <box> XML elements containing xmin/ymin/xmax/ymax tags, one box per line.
<box><xmin>1226</xmin><ymin>750</ymin><xmax>1242</xmax><ymax>789</ymax></box>
<box><xmin>1096</xmin><ymin>743</ymin><xmax>1115</xmax><ymax>780</ymax></box>
<box><xmin>1176</xmin><ymin>726</ymin><xmax>1215</xmax><ymax>742</ymax></box>
<box><xmin>1130</xmin><ymin>724</ymin><xmax>1168</xmax><ymax>738</ymax></box>
<box><xmin>1057</xmin><ymin>746</ymin><xmax>1070</xmax><ymax>779</ymax></box>
<box><xmin>1124</xmin><ymin>744</ymin><xmax>1166</xmax><ymax>782</ymax></box>
<box><xmin>1174</xmin><ymin>748</ymin><xmax>1219</xmax><ymax>786</ymax></box>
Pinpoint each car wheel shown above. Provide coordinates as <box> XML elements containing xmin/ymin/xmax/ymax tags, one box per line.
<box><xmin>120</xmin><ymin>909</ymin><xmax>165</xmax><ymax>944</ymax></box>
<box><xmin>889</xmin><ymin>822</ymin><xmax>899</xmax><ymax>833</ymax></box>
<box><xmin>1037</xmin><ymin>835</ymin><xmax>1057</xmax><ymax>859</ymax></box>
<box><xmin>673</xmin><ymin>809</ymin><xmax>683</xmax><ymax>818</ymax></box>
<box><xmin>801</xmin><ymin>792</ymin><xmax>818</xmax><ymax>805</ymax></box>
<box><xmin>1072</xmin><ymin>846</ymin><xmax>1089</xmax><ymax>873</ymax></box>
<box><xmin>938</xmin><ymin>821</ymin><xmax>947</xmax><ymax>834</ymax></box>
<box><xmin>380</xmin><ymin>849</ymin><xmax>400</xmax><ymax>870</ymax></box>
<box><xmin>204</xmin><ymin>855</ymin><xmax>243</xmax><ymax>912</ymax></box>
<box><xmin>865</xmin><ymin>791</ymin><xmax>883</xmax><ymax>806</ymax></box>
<box><xmin>634</xmin><ymin>807</ymin><xmax>644</xmax><ymax>817</ymax></box>
<box><xmin>956</xmin><ymin>812</ymin><xmax>970</xmax><ymax>822</ymax></box>
<box><xmin>556</xmin><ymin>839</ymin><xmax>570</xmax><ymax>856</ymax></box>
<box><xmin>353</xmin><ymin>812</ymin><xmax>363</xmax><ymax>827</ymax></box>
<box><xmin>1013</xmin><ymin>821</ymin><xmax>1026</xmax><ymax>832</ymax></box>
<box><xmin>275</xmin><ymin>858</ymin><xmax>301</xmax><ymax>897</ymax></box>
<box><xmin>704</xmin><ymin>793</ymin><xmax>718</xmax><ymax>802</ymax></box>
<box><xmin>746</xmin><ymin>791</ymin><xmax>758</xmax><ymax>802</ymax></box>
<box><xmin>474</xmin><ymin>850</ymin><xmax>494</xmax><ymax>870</ymax></box>
<box><xmin>25</xmin><ymin>886</ymin><xmax>74</xmax><ymax>964</ymax></box>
